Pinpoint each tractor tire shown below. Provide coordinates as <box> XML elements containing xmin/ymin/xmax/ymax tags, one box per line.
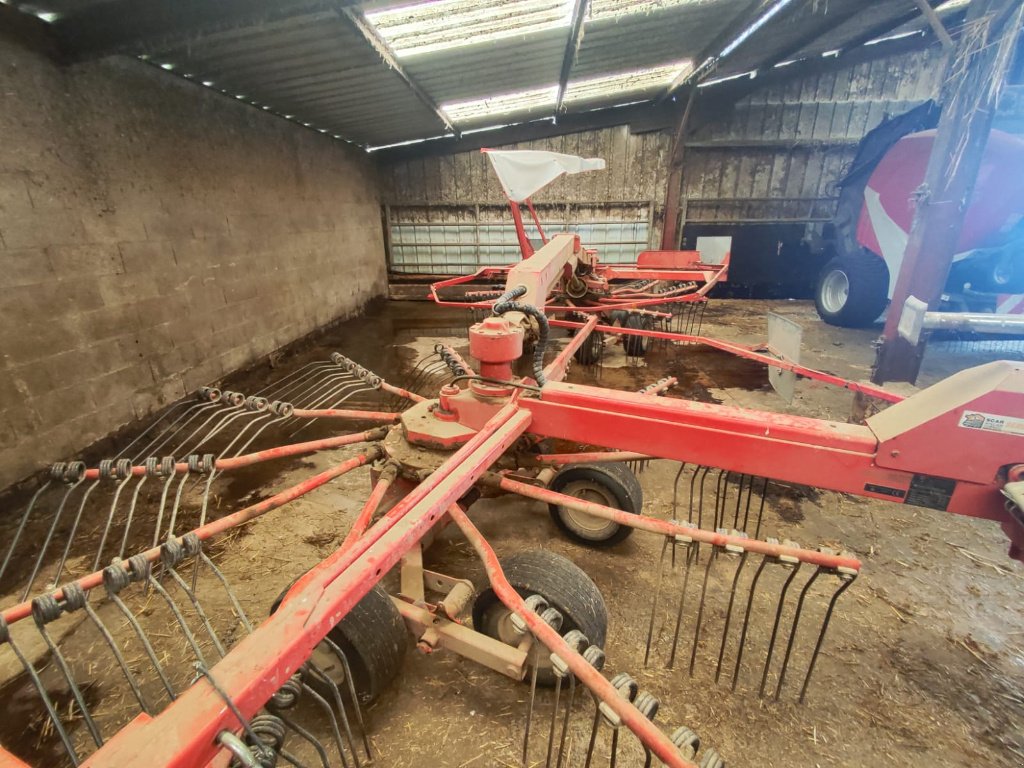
<box><xmin>814</xmin><ymin>252</ymin><xmax>889</xmax><ymax>328</ymax></box>
<box><xmin>472</xmin><ymin>549</ymin><xmax>608</xmax><ymax>687</ymax></box>
<box><xmin>271</xmin><ymin>581</ymin><xmax>408</xmax><ymax>704</ymax></box>
<box><xmin>547</xmin><ymin>462</ymin><xmax>642</xmax><ymax>546</ymax></box>
<box><xmin>573</xmin><ymin>330</ymin><xmax>603</xmax><ymax>366</ymax></box>
<box><xmin>623</xmin><ymin>314</ymin><xmax>653</xmax><ymax>357</ymax></box>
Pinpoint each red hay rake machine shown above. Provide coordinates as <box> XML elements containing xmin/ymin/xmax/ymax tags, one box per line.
<box><xmin>1</xmin><ymin>151</ymin><xmax>1023</xmax><ymax>768</ymax></box>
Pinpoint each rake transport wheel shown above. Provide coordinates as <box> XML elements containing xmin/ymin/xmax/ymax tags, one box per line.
<box><xmin>573</xmin><ymin>329</ymin><xmax>604</xmax><ymax>365</ymax></box>
<box><xmin>472</xmin><ymin>550</ymin><xmax>608</xmax><ymax>687</ymax></box>
<box><xmin>623</xmin><ymin>313</ymin><xmax>653</xmax><ymax>357</ymax></box>
<box><xmin>272</xmin><ymin>582</ymin><xmax>408</xmax><ymax>704</ymax></box>
<box><xmin>548</xmin><ymin>462</ymin><xmax>642</xmax><ymax>545</ymax></box>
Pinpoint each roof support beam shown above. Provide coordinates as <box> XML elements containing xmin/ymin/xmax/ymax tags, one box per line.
<box><xmin>555</xmin><ymin>0</ymin><xmax>590</xmax><ymax>113</ymax></box>
<box><xmin>340</xmin><ymin>7</ymin><xmax>454</xmax><ymax>133</ymax></box>
<box><xmin>746</xmin><ymin>0</ymin><xmax>871</xmax><ymax>72</ymax></box>
<box><xmin>662</xmin><ymin>0</ymin><xmax>769</xmax><ymax>100</ymax></box>
<box><xmin>912</xmin><ymin>0</ymin><xmax>955</xmax><ymax>50</ymax></box>
<box><xmin>52</xmin><ymin>0</ymin><xmax>361</xmax><ymax>60</ymax></box>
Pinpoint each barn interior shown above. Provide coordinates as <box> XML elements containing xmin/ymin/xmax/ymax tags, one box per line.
<box><xmin>1</xmin><ymin>2</ymin><xmax>1023</xmax><ymax>767</ymax></box>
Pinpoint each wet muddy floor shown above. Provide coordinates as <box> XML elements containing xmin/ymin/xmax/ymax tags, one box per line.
<box><xmin>1</xmin><ymin>298</ymin><xmax>1022</xmax><ymax>767</ymax></box>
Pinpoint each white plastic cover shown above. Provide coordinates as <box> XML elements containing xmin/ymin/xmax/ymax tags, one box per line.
<box><xmin>484</xmin><ymin>150</ymin><xmax>606</xmax><ymax>202</ymax></box>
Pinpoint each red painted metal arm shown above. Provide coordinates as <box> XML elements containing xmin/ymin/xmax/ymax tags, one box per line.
<box><xmin>548</xmin><ymin>318</ymin><xmax>904</xmax><ymax>403</ymax></box>
<box><xmin>447</xmin><ymin>504</ymin><xmax>698</xmax><ymax>768</ymax></box>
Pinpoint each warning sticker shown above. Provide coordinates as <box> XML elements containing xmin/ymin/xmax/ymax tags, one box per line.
<box><xmin>958</xmin><ymin>410</ymin><xmax>1024</xmax><ymax>436</ymax></box>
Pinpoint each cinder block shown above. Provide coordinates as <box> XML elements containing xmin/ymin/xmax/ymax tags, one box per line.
<box><xmin>29</xmin><ymin>383</ymin><xmax>93</xmax><ymax>425</ymax></box>
<box><xmin>0</xmin><ymin>213</ymin><xmax>87</xmax><ymax>250</ymax></box>
<box><xmin>86</xmin><ymin>363</ymin><xmax>155</xmax><ymax>411</ymax></box>
<box><xmin>2</xmin><ymin>247</ymin><xmax>55</xmax><ymax>287</ymax></box>
<box><xmin>118</xmin><ymin>240</ymin><xmax>174</xmax><ymax>274</ymax></box>
<box><xmin>46</xmin><ymin>243</ymin><xmax>125</xmax><ymax>277</ymax></box>
<box><xmin>80</xmin><ymin>210</ymin><xmax>148</xmax><ymax>244</ymax></box>
<box><xmin>0</xmin><ymin>173</ymin><xmax>34</xmax><ymax>216</ymax></box>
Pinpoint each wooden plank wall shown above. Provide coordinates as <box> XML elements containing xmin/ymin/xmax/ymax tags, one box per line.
<box><xmin>681</xmin><ymin>48</ymin><xmax>945</xmax><ymax>227</ymax></box>
<box><xmin>378</xmin><ymin>47</ymin><xmax>945</xmax><ymax>266</ymax></box>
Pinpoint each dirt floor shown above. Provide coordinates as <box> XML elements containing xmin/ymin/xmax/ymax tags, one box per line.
<box><xmin>1</xmin><ymin>298</ymin><xmax>1022</xmax><ymax>767</ymax></box>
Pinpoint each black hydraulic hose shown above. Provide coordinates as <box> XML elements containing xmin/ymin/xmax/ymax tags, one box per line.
<box><xmin>492</xmin><ymin>285</ymin><xmax>549</xmax><ymax>386</ymax></box>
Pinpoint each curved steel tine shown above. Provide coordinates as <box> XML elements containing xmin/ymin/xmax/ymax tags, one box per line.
<box><xmin>1</xmin><ymin>620</ymin><xmax>80</xmax><ymax>764</ymax></box>
<box><xmin>773</xmin><ymin>567</ymin><xmax>823</xmax><ymax>700</ymax></box>
<box><xmin>82</xmin><ymin>595</ymin><xmax>153</xmax><ymax>714</ymax></box>
<box><xmin>714</xmin><ymin>471</ymin><xmax>731</xmax><ymax>531</ymax></box>
<box><xmin>151</xmin><ymin>473</ymin><xmax>178</xmax><ymax>550</ymax></box>
<box><xmin>102</xmin><ymin>577</ymin><xmax>177</xmax><ymax>701</ymax></box>
<box><xmin>298</xmin><ymin>680</ymin><xmax>352</xmax><ymax>768</ymax></box>
<box><xmin>799</xmin><ymin>571</ymin><xmax>856</xmax><ymax>703</ymax></box>
<box><xmin>165</xmin><ymin>472</ymin><xmax>191</xmax><ymax>542</ymax></box>
<box><xmin>195</xmin><ymin>546</ymin><xmax>253</xmax><ymax>632</ymax></box>
<box><xmin>254</xmin><ymin>360</ymin><xmax>335</xmax><ymax>399</ymax></box>
<box><xmin>667</xmin><ymin>541</ymin><xmax>696</xmax><ymax>669</ymax></box>
<box><xmin>115</xmin><ymin>398</ymin><xmax>196</xmax><ymax>460</ymax></box>
<box><xmin>670</xmin><ymin>463</ymin><xmax>687</xmax><ymax>523</ymax></box>
<box><xmin>52</xmin><ymin>478</ymin><xmax>102</xmax><ymax>585</ymax></box>
<box><xmin>188</xmin><ymin>409</ymin><xmax>257</xmax><ymax>453</ymax></box>
<box><xmin>30</xmin><ymin>601</ymin><xmax>104</xmax><ymax>748</ymax></box>
<box><xmin>731</xmin><ymin>555</ymin><xmax>768</xmax><ymax>691</ymax></box>
<box><xmin>170</xmin><ymin>401</ymin><xmax>250</xmax><ymax>456</ymax></box>
<box><xmin>715</xmin><ymin>550</ymin><xmax>749</xmax><ymax>683</ymax></box>
<box><xmin>286</xmin><ymin>371</ymin><xmax>359</xmax><ymax>411</ymax></box>
<box><xmin>22</xmin><ymin>472</ymin><xmax>86</xmax><ymax>599</ymax></box>
<box><xmin>164</xmin><ymin>566</ymin><xmax>227</xmax><ymax>658</ymax></box>
<box><xmin>732</xmin><ymin>475</ymin><xmax>747</xmax><ymax>530</ymax></box>
<box><xmin>754</xmin><ymin>477</ymin><xmax>770</xmax><ymax>539</ymax></box>
<box><xmin>305</xmin><ymin>662</ymin><xmax>361</xmax><ymax>768</ymax></box>
<box><xmin>758</xmin><ymin>561</ymin><xmax>802</xmax><ymax>697</ymax></box>
<box><xmin>321</xmin><ymin>637</ymin><xmax>371</xmax><ymax>760</ymax></box>
<box><xmin>139</xmin><ymin>401</ymin><xmax>224</xmax><ymax>462</ymax></box>
<box><xmin>126</xmin><ymin>399</ymin><xmax>218</xmax><ymax>463</ymax></box>
<box><xmin>276</xmin><ymin>714</ymin><xmax>331</xmax><ymax>768</ymax></box>
<box><xmin>688</xmin><ymin>545</ymin><xmax>718</xmax><ymax>676</ymax></box>
<box><xmin>0</xmin><ymin>479</ymin><xmax>52</xmax><ymax>585</ymax></box>
<box><xmin>644</xmin><ymin>535</ymin><xmax>672</xmax><ymax>667</ymax></box>
<box><xmin>91</xmin><ymin>468</ymin><xmax>135</xmax><ymax>574</ymax></box>
<box><xmin>117</xmin><ymin>474</ymin><xmax>149</xmax><ymax>560</ymax></box>
<box><xmin>288</xmin><ymin>383</ymin><xmax>373</xmax><ymax>437</ymax></box>
<box><xmin>147</xmin><ymin>573</ymin><xmax>208</xmax><ymax>666</ymax></box>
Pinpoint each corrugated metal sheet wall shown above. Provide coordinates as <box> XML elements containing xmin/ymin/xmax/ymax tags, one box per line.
<box><xmin>379</xmin><ymin>48</ymin><xmax>945</xmax><ymax>276</ymax></box>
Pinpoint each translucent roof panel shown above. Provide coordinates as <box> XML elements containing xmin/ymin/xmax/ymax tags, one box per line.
<box><xmin>366</xmin><ymin>0</ymin><xmax>574</xmax><ymax>57</ymax></box>
<box><xmin>563</xmin><ymin>61</ymin><xmax>692</xmax><ymax>106</ymax></box>
<box><xmin>441</xmin><ymin>84</ymin><xmax>559</xmax><ymax>125</ymax></box>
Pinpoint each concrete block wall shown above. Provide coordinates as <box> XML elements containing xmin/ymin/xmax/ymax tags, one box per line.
<box><xmin>0</xmin><ymin>30</ymin><xmax>387</xmax><ymax>488</ymax></box>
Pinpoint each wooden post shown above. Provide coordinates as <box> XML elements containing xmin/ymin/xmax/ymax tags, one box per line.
<box><xmin>872</xmin><ymin>0</ymin><xmax>1024</xmax><ymax>384</ymax></box>
<box><xmin>660</xmin><ymin>88</ymin><xmax>697</xmax><ymax>250</ymax></box>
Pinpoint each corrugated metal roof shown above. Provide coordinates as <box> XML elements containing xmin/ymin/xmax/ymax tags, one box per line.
<box><xmin>20</xmin><ymin>0</ymin><xmax>953</xmax><ymax>149</ymax></box>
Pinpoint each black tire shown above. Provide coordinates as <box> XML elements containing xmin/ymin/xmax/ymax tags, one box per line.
<box><xmin>573</xmin><ymin>330</ymin><xmax>603</xmax><ymax>365</ymax></box>
<box><xmin>547</xmin><ymin>462</ymin><xmax>642</xmax><ymax>546</ymax></box>
<box><xmin>471</xmin><ymin>550</ymin><xmax>608</xmax><ymax>686</ymax></box>
<box><xmin>623</xmin><ymin>314</ymin><xmax>652</xmax><ymax>357</ymax></box>
<box><xmin>271</xmin><ymin>581</ymin><xmax>408</xmax><ymax>704</ymax></box>
<box><xmin>814</xmin><ymin>252</ymin><xmax>889</xmax><ymax>328</ymax></box>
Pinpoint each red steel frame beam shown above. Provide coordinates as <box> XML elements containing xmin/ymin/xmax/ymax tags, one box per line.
<box><xmin>520</xmin><ymin>381</ymin><xmax>1007</xmax><ymax>524</ymax></box>
<box><xmin>550</xmin><ymin>317</ymin><xmax>904</xmax><ymax>403</ymax></box>
<box><xmin>77</xmin><ymin>428</ymin><xmax>388</xmax><ymax>480</ymax></box>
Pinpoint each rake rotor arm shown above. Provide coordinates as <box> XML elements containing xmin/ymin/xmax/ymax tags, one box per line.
<box><xmin>519</xmin><ymin>374</ymin><xmax>1024</xmax><ymax>558</ymax></box>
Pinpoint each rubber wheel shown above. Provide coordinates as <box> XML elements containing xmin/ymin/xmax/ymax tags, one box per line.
<box><xmin>547</xmin><ymin>462</ymin><xmax>642</xmax><ymax>546</ymax></box>
<box><xmin>573</xmin><ymin>330</ymin><xmax>603</xmax><ymax>365</ymax></box>
<box><xmin>271</xmin><ymin>581</ymin><xmax>408</xmax><ymax>704</ymax></box>
<box><xmin>471</xmin><ymin>550</ymin><xmax>608</xmax><ymax>686</ymax></box>
<box><xmin>623</xmin><ymin>314</ymin><xmax>652</xmax><ymax>357</ymax></box>
<box><xmin>814</xmin><ymin>252</ymin><xmax>889</xmax><ymax>328</ymax></box>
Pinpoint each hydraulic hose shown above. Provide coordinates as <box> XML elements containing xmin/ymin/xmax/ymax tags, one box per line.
<box><xmin>492</xmin><ymin>285</ymin><xmax>549</xmax><ymax>386</ymax></box>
